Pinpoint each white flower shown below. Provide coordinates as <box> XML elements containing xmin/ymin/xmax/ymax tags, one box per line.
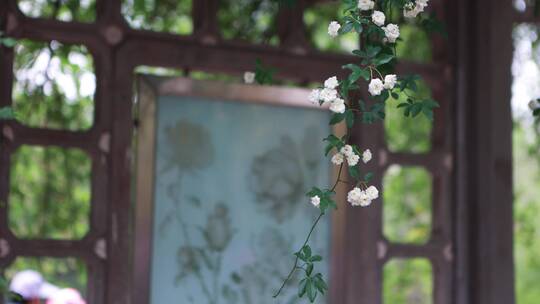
<box><xmin>308</xmin><ymin>89</ymin><xmax>321</xmax><ymax>105</ymax></box>
<box><xmin>358</xmin><ymin>0</ymin><xmax>375</xmax><ymax>11</ymax></box>
<box><xmin>310</xmin><ymin>195</ymin><xmax>321</xmax><ymax>208</ymax></box>
<box><xmin>244</xmin><ymin>71</ymin><xmax>255</xmax><ymax>84</ymax></box>
<box><xmin>331</xmin><ymin>153</ymin><xmax>344</xmax><ymax>165</ymax></box>
<box><xmin>365</xmin><ymin>185</ymin><xmax>379</xmax><ymax>200</ymax></box>
<box><xmin>403</xmin><ymin>0</ymin><xmax>428</xmax><ymax>18</ymax></box>
<box><xmin>320</xmin><ymin>88</ymin><xmax>338</xmax><ymax>104</ymax></box>
<box><xmin>372</xmin><ymin>11</ymin><xmax>386</xmax><ymax>26</ymax></box>
<box><xmin>347</xmin><ymin>154</ymin><xmax>360</xmax><ymax>166</ymax></box>
<box><xmin>384</xmin><ymin>74</ymin><xmax>397</xmax><ymax>90</ymax></box>
<box><xmin>340</xmin><ymin>145</ymin><xmax>354</xmax><ymax>157</ymax></box>
<box><xmin>362</xmin><ymin>149</ymin><xmax>372</xmax><ymax>163</ymax></box>
<box><xmin>324</xmin><ymin>76</ymin><xmax>339</xmax><ymax>89</ymax></box>
<box><xmin>416</xmin><ymin>0</ymin><xmax>429</xmax><ymax>9</ymax></box>
<box><xmin>330</xmin><ymin>98</ymin><xmax>346</xmax><ymax>114</ymax></box>
<box><xmin>382</xmin><ymin>24</ymin><xmax>400</xmax><ymax>43</ymax></box>
<box><xmin>328</xmin><ymin>21</ymin><xmax>341</xmax><ymax>38</ymax></box>
<box><xmin>403</xmin><ymin>8</ymin><xmax>419</xmax><ymax>18</ymax></box>
<box><xmin>347</xmin><ymin>187</ymin><xmax>371</xmax><ymax>207</ymax></box>
<box><xmin>529</xmin><ymin>99</ymin><xmax>540</xmax><ymax>111</ymax></box>
<box><xmin>368</xmin><ymin>78</ymin><xmax>385</xmax><ymax>96</ymax></box>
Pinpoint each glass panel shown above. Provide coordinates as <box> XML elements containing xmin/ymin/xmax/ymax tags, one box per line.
<box><xmin>5</xmin><ymin>257</ymin><xmax>87</xmax><ymax>300</ymax></box>
<box><xmin>17</xmin><ymin>0</ymin><xmax>96</xmax><ymax>22</ymax></box>
<box><xmin>303</xmin><ymin>2</ymin><xmax>359</xmax><ymax>53</ymax></box>
<box><xmin>218</xmin><ymin>0</ymin><xmax>280</xmax><ymax>45</ymax></box>
<box><xmin>9</xmin><ymin>145</ymin><xmax>91</xmax><ymax>240</ymax></box>
<box><xmin>396</xmin><ymin>25</ymin><xmax>432</xmax><ymax>63</ymax></box>
<box><xmin>122</xmin><ymin>0</ymin><xmax>193</xmax><ymax>35</ymax></box>
<box><xmin>383</xmin><ymin>259</ymin><xmax>433</xmax><ymax>304</ymax></box>
<box><xmin>385</xmin><ymin>80</ymin><xmax>433</xmax><ymax>153</ymax></box>
<box><xmin>145</xmin><ymin>93</ymin><xmax>331</xmax><ymax>303</ymax></box>
<box><xmin>12</xmin><ymin>40</ymin><xmax>95</xmax><ymax>131</ymax></box>
<box><xmin>383</xmin><ymin>165</ymin><xmax>432</xmax><ymax>244</ymax></box>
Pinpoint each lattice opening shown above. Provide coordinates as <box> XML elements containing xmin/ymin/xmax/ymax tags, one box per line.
<box><xmin>17</xmin><ymin>0</ymin><xmax>96</xmax><ymax>22</ymax></box>
<box><xmin>385</xmin><ymin>79</ymin><xmax>433</xmax><ymax>153</ymax></box>
<box><xmin>218</xmin><ymin>0</ymin><xmax>280</xmax><ymax>45</ymax></box>
<box><xmin>9</xmin><ymin>145</ymin><xmax>91</xmax><ymax>240</ymax></box>
<box><xmin>303</xmin><ymin>2</ymin><xmax>359</xmax><ymax>53</ymax></box>
<box><xmin>383</xmin><ymin>165</ymin><xmax>432</xmax><ymax>244</ymax></box>
<box><xmin>122</xmin><ymin>0</ymin><xmax>193</xmax><ymax>35</ymax></box>
<box><xmin>396</xmin><ymin>24</ymin><xmax>433</xmax><ymax>63</ymax></box>
<box><xmin>383</xmin><ymin>258</ymin><xmax>433</xmax><ymax>304</ymax></box>
<box><xmin>12</xmin><ymin>39</ymin><xmax>95</xmax><ymax>131</ymax></box>
<box><xmin>5</xmin><ymin>256</ymin><xmax>88</xmax><ymax>298</ymax></box>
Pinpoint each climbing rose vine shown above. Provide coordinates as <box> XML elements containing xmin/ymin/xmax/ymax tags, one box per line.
<box><xmin>268</xmin><ymin>0</ymin><xmax>440</xmax><ymax>302</ymax></box>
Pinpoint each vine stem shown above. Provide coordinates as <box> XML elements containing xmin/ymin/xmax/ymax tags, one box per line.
<box><xmin>273</xmin><ymin>163</ymin><xmax>345</xmax><ymax>298</ymax></box>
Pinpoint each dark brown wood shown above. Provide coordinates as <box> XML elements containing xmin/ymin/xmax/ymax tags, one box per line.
<box><xmin>458</xmin><ymin>0</ymin><xmax>516</xmax><ymax>304</ymax></box>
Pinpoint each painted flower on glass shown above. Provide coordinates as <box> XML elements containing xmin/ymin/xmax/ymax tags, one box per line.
<box><xmin>202</xmin><ymin>203</ymin><xmax>234</xmax><ymax>252</ymax></box>
<box><xmin>174</xmin><ymin>246</ymin><xmax>200</xmax><ymax>283</ymax></box>
<box><xmin>163</xmin><ymin>120</ymin><xmax>214</xmax><ymax>173</ymax></box>
<box><xmin>249</xmin><ymin>137</ymin><xmax>304</xmax><ymax>223</ymax></box>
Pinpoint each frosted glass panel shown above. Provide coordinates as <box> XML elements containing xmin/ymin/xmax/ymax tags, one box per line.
<box><xmin>149</xmin><ymin>95</ymin><xmax>331</xmax><ymax>304</ymax></box>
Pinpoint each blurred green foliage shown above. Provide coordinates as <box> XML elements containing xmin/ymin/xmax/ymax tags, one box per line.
<box><xmin>383</xmin><ymin>165</ymin><xmax>432</xmax><ymax>244</ymax></box>
<box><xmin>384</xmin><ymin>259</ymin><xmax>433</xmax><ymax>304</ymax></box>
<box><xmin>513</xmin><ymin>122</ymin><xmax>540</xmax><ymax>304</ymax></box>
<box><xmin>122</xmin><ymin>0</ymin><xmax>193</xmax><ymax>34</ymax></box>
<box><xmin>219</xmin><ymin>0</ymin><xmax>280</xmax><ymax>45</ymax></box>
<box><xmin>9</xmin><ymin>145</ymin><xmax>90</xmax><ymax>240</ymax></box>
<box><xmin>17</xmin><ymin>0</ymin><xmax>96</xmax><ymax>22</ymax></box>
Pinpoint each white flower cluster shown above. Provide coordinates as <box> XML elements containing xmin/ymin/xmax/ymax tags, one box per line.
<box><xmin>347</xmin><ymin>185</ymin><xmax>379</xmax><ymax>207</ymax></box>
<box><xmin>244</xmin><ymin>71</ymin><xmax>255</xmax><ymax>84</ymax></box>
<box><xmin>368</xmin><ymin>74</ymin><xmax>397</xmax><ymax>96</ymax></box>
<box><xmin>310</xmin><ymin>195</ymin><xmax>321</xmax><ymax>208</ymax></box>
<box><xmin>403</xmin><ymin>0</ymin><xmax>429</xmax><ymax>19</ymax></box>
<box><xmin>382</xmin><ymin>24</ymin><xmax>400</xmax><ymax>43</ymax></box>
<box><xmin>358</xmin><ymin>0</ymin><xmax>375</xmax><ymax>11</ymax></box>
<box><xmin>529</xmin><ymin>99</ymin><xmax>540</xmax><ymax>111</ymax></box>
<box><xmin>328</xmin><ymin>21</ymin><xmax>341</xmax><ymax>38</ymax></box>
<box><xmin>310</xmin><ymin>76</ymin><xmax>346</xmax><ymax>114</ymax></box>
<box><xmin>371</xmin><ymin>11</ymin><xmax>386</xmax><ymax>27</ymax></box>
<box><xmin>332</xmin><ymin>145</ymin><xmax>372</xmax><ymax>167</ymax></box>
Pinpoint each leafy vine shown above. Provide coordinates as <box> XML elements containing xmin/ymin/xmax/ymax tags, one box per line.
<box><xmin>256</xmin><ymin>0</ymin><xmax>443</xmax><ymax>302</ymax></box>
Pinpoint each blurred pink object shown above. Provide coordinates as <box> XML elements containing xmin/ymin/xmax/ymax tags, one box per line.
<box><xmin>9</xmin><ymin>270</ymin><xmax>60</xmax><ymax>300</ymax></box>
<box><xmin>46</xmin><ymin>288</ymin><xmax>86</xmax><ymax>304</ymax></box>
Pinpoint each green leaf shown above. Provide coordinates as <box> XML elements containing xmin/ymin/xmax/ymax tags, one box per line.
<box><xmin>306</xmin><ymin>187</ymin><xmax>323</xmax><ymax>198</ymax></box>
<box><xmin>314</xmin><ymin>273</ymin><xmax>328</xmax><ymax>293</ymax></box>
<box><xmin>302</xmin><ymin>245</ymin><xmax>312</xmax><ymax>258</ymax></box>
<box><xmin>364</xmin><ymin>172</ymin><xmax>374</xmax><ymax>183</ymax></box>
<box><xmin>345</xmin><ymin>110</ymin><xmax>355</xmax><ymax>129</ymax></box>
<box><xmin>374</xmin><ymin>53</ymin><xmax>394</xmax><ymax>66</ymax></box>
<box><xmin>534</xmin><ymin>108</ymin><xmax>540</xmax><ymax>116</ymax></box>
<box><xmin>254</xmin><ymin>59</ymin><xmax>276</xmax><ymax>85</ymax></box>
<box><xmin>298</xmin><ymin>278</ymin><xmax>308</xmax><ymax>298</ymax></box>
<box><xmin>1</xmin><ymin>37</ymin><xmax>17</xmax><ymax>48</ymax></box>
<box><xmin>340</xmin><ymin>21</ymin><xmax>354</xmax><ymax>34</ymax></box>
<box><xmin>0</xmin><ymin>107</ymin><xmax>15</xmax><ymax>120</ymax></box>
<box><xmin>348</xmin><ymin>165</ymin><xmax>360</xmax><ymax>181</ymax></box>
<box><xmin>306</xmin><ymin>280</ymin><xmax>317</xmax><ymax>302</ymax></box>
<box><xmin>410</xmin><ymin>103</ymin><xmax>423</xmax><ymax>117</ymax></box>
<box><xmin>306</xmin><ymin>263</ymin><xmax>314</xmax><ymax>276</ymax></box>
<box><xmin>330</xmin><ymin>113</ymin><xmax>346</xmax><ymax>125</ymax></box>
<box><xmin>310</xmin><ymin>255</ymin><xmax>323</xmax><ymax>262</ymax></box>
<box><xmin>366</xmin><ymin>45</ymin><xmax>381</xmax><ymax>57</ymax></box>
